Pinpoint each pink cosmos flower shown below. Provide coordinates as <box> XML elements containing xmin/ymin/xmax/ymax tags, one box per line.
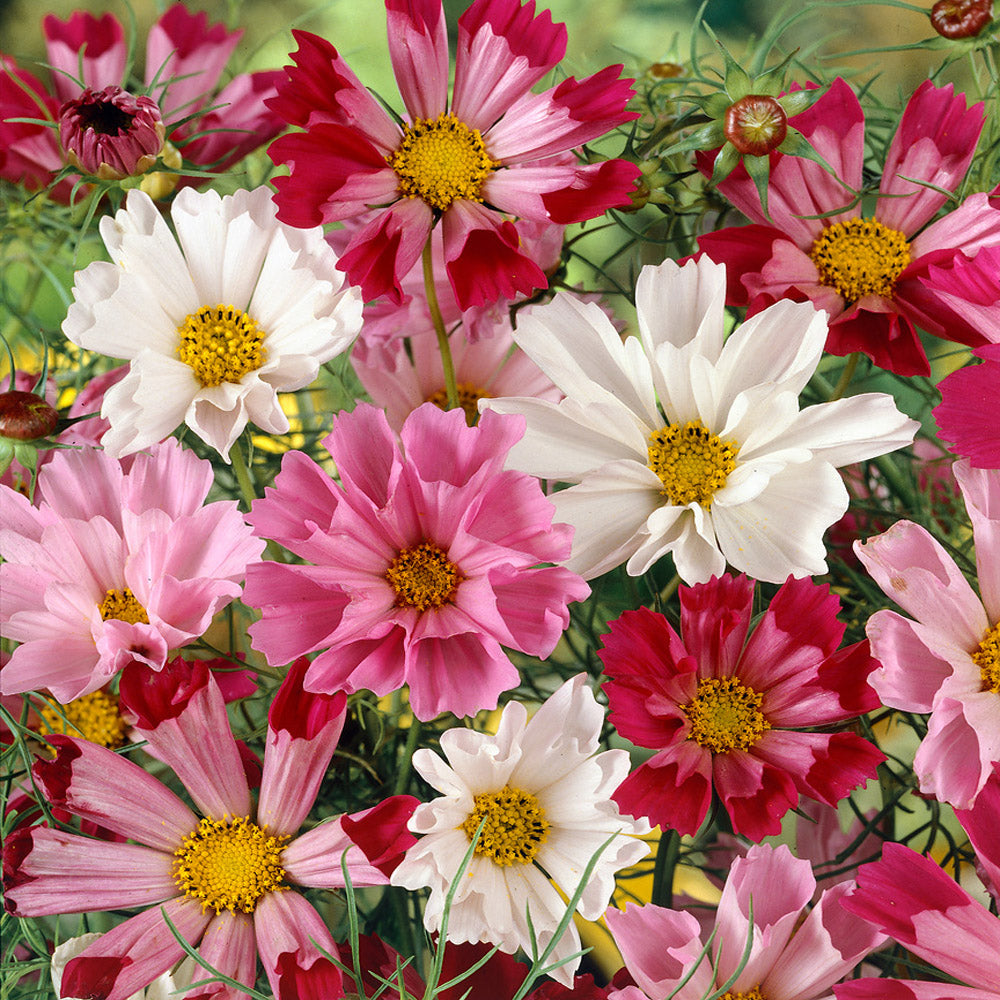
<box><xmin>266</xmin><ymin>0</ymin><xmax>640</xmax><ymax>310</ymax></box>
<box><xmin>936</xmin><ymin>341</ymin><xmax>1000</xmax><ymax>469</ymax></box>
<box><xmin>0</xmin><ymin>440</ymin><xmax>264</xmax><ymax>702</ymax></box>
<box><xmin>854</xmin><ymin>460</ymin><xmax>1000</xmax><ymax>809</ymax></box>
<box><xmin>599</xmin><ymin>573</ymin><xmax>885</xmax><ymax>841</ymax></box>
<box><xmin>697</xmin><ymin>78</ymin><xmax>1000</xmax><ymax>376</ymax></box>
<box><xmin>243</xmin><ymin>402</ymin><xmax>589</xmax><ymax>720</ymax></box>
<box><xmin>0</xmin><ymin>5</ymin><xmax>284</xmax><ymax>199</ymax></box>
<box><xmin>2</xmin><ymin>657</ymin><xmax>419</xmax><ymax>1000</ymax></box>
<box><xmin>606</xmin><ymin>843</ymin><xmax>885</xmax><ymax>1000</ymax></box>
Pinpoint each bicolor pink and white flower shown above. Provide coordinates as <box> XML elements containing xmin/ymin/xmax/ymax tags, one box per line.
<box><xmin>606</xmin><ymin>843</ymin><xmax>884</xmax><ymax>1000</ymax></box>
<box><xmin>62</xmin><ymin>186</ymin><xmax>363</xmax><ymax>459</ymax></box>
<box><xmin>854</xmin><ymin>460</ymin><xmax>1000</xmax><ymax>808</ymax></box>
<box><xmin>697</xmin><ymin>78</ymin><xmax>1000</xmax><ymax>376</ymax></box>
<box><xmin>0</xmin><ymin>4</ymin><xmax>284</xmax><ymax>198</ymax></box>
<box><xmin>0</xmin><ymin>440</ymin><xmax>263</xmax><ymax>702</ymax></box>
<box><xmin>483</xmin><ymin>255</ymin><xmax>918</xmax><ymax>584</ymax></box>
<box><xmin>391</xmin><ymin>674</ymin><xmax>650</xmax><ymax>987</ymax></box>
<box><xmin>2</xmin><ymin>658</ymin><xmax>418</xmax><ymax>1000</ymax></box>
<box><xmin>243</xmin><ymin>402</ymin><xmax>589</xmax><ymax>720</ymax></box>
<box><xmin>599</xmin><ymin>573</ymin><xmax>885</xmax><ymax>841</ymax></box>
<box><xmin>935</xmin><ymin>340</ymin><xmax>1000</xmax><ymax>469</ymax></box>
<box><xmin>267</xmin><ymin>0</ymin><xmax>640</xmax><ymax>310</ymax></box>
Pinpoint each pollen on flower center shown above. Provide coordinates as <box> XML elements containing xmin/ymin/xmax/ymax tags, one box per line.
<box><xmin>177</xmin><ymin>304</ymin><xmax>267</xmax><ymax>388</ymax></box>
<box><xmin>37</xmin><ymin>691</ymin><xmax>128</xmax><ymax>749</ymax></box>
<box><xmin>172</xmin><ymin>816</ymin><xmax>289</xmax><ymax>914</ymax></box>
<box><xmin>99</xmin><ymin>588</ymin><xmax>149</xmax><ymax>625</ymax></box>
<box><xmin>390</xmin><ymin>113</ymin><xmax>500</xmax><ymax>212</ymax></box>
<box><xmin>683</xmin><ymin>676</ymin><xmax>771</xmax><ymax>754</ymax></box>
<box><xmin>810</xmin><ymin>218</ymin><xmax>911</xmax><ymax>303</ymax></box>
<box><xmin>972</xmin><ymin>621</ymin><xmax>1000</xmax><ymax>694</ymax></box>
<box><xmin>718</xmin><ymin>989</ymin><xmax>767</xmax><ymax>1000</ymax></box>
<box><xmin>385</xmin><ymin>542</ymin><xmax>463</xmax><ymax>611</ymax></box>
<box><xmin>461</xmin><ymin>785</ymin><xmax>551</xmax><ymax>866</ymax></box>
<box><xmin>648</xmin><ymin>421</ymin><xmax>739</xmax><ymax>507</ymax></box>
<box><xmin>426</xmin><ymin>383</ymin><xmax>493</xmax><ymax>426</ymax></box>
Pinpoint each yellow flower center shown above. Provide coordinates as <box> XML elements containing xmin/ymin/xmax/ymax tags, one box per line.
<box><xmin>99</xmin><ymin>588</ymin><xmax>149</xmax><ymax>625</ymax></box>
<box><xmin>973</xmin><ymin>621</ymin><xmax>1000</xmax><ymax>694</ymax></box>
<box><xmin>809</xmin><ymin>218</ymin><xmax>911</xmax><ymax>303</ymax></box>
<box><xmin>426</xmin><ymin>383</ymin><xmax>493</xmax><ymax>426</ymax></box>
<box><xmin>385</xmin><ymin>542</ymin><xmax>462</xmax><ymax>611</ymax></box>
<box><xmin>172</xmin><ymin>816</ymin><xmax>289</xmax><ymax>914</ymax></box>
<box><xmin>37</xmin><ymin>691</ymin><xmax>128</xmax><ymax>749</ymax></box>
<box><xmin>719</xmin><ymin>989</ymin><xmax>767</xmax><ymax>1000</ymax></box>
<box><xmin>177</xmin><ymin>304</ymin><xmax>267</xmax><ymax>388</ymax></box>
<box><xmin>461</xmin><ymin>785</ymin><xmax>551</xmax><ymax>867</ymax></box>
<box><xmin>390</xmin><ymin>113</ymin><xmax>500</xmax><ymax>212</ymax></box>
<box><xmin>683</xmin><ymin>677</ymin><xmax>771</xmax><ymax>754</ymax></box>
<box><xmin>648</xmin><ymin>421</ymin><xmax>739</xmax><ymax>507</ymax></box>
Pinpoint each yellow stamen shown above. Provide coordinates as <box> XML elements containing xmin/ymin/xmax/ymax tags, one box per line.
<box><xmin>385</xmin><ymin>542</ymin><xmax>462</xmax><ymax>611</ymax></box>
<box><xmin>810</xmin><ymin>218</ymin><xmax>911</xmax><ymax>303</ymax></box>
<box><xmin>390</xmin><ymin>113</ymin><xmax>499</xmax><ymax>212</ymax></box>
<box><xmin>173</xmin><ymin>816</ymin><xmax>289</xmax><ymax>914</ymax></box>
<box><xmin>38</xmin><ymin>691</ymin><xmax>128</xmax><ymax>749</ymax></box>
<box><xmin>426</xmin><ymin>382</ymin><xmax>492</xmax><ymax>426</ymax></box>
<box><xmin>461</xmin><ymin>785</ymin><xmax>550</xmax><ymax>867</ymax></box>
<box><xmin>973</xmin><ymin>621</ymin><xmax>1000</xmax><ymax>694</ymax></box>
<box><xmin>648</xmin><ymin>421</ymin><xmax>739</xmax><ymax>507</ymax></box>
<box><xmin>718</xmin><ymin>989</ymin><xmax>767</xmax><ymax>1000</ymax></box>
<box><xmin>177</xmin><ymin>304</ymin><xmax>267</xmax><ymax>388</ymax></box>
<box><xmin>99</xmin><ymin>588</ymin><xmax>149</xmax><ymax>625</ymax></box>
<box><xmin>683</xmin><ymin>676</ymin><xmax>770</xmax><ymax>754</ymax></box>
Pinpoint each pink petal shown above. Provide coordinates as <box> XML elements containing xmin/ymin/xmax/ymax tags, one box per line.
<box><xmin>612</xmin><ymin>745</ymin><xmax>712</xmax><ymax>835</ymax></box>
<box><xmin>936</xmin><ymin>354</ymin><xmax>1000</xmax><ymax>470</ymax></box>
<box><xmin>714</xmin><ymin>749</ymin><xmax>799</xmax><ymax>841</ymax></box>
<box><xmin>191</xmin><ymin>911</ymin><xmax>257</xmax><ymax>1000</ymax></box>
<box><xmin>695</xmin><ymin>225</ymin><xmax>786</xmax><ymax>307</ymax></box>
<box><xmin>43</xmin><ymin>11</ymin><xmax>125</xmax><ymax>102</ymax></box>
<box><xmin>386</xmin><ymin>0</ymin><xmax>448</xmax><ymax>120</ymax></box>
<box><xmin>678</xmin><ymin>573</ymin><xmax>754</xmax><ymax>680</ymax></box>
<box><xmin>954</xmin><ymin>459</ymin><xmax>1000</xmax><ymax>620</ymax></box>
<box><xmin>955</xmin><ymin>766</ymin><xmax>1000</xmax><ymax>899</ymax></box>
<box><xmin>910</xmin><ymin>192</ymin><xmax>1000</xmax><ymax>261</ymax></box>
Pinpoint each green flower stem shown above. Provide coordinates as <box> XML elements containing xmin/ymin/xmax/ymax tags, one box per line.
<box><xmin>422</xmin><ymin>237</ymin><xmax>459</xmax><ymax>410</ymax></box>
<box><xmin>651</xmin><ymin>827</ymin><xmax>680</xmax><ymax>908</ymax></box>
<box><xmin>228</xmin><ymin>437</ymin><xmax>257</xmax><ymax>512</ymax></box>
<box><xmin>393</xmin><ymin>717</ymin><xmax>423</xmax><ymax>796</ymax></box>
<box><xmin>829</xmin><ymin>353</ymin><xmax>860</xmax><ymax>402</ymax></box>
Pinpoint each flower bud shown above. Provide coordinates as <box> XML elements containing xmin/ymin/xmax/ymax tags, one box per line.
<box><xmin>930</xmin><ymin>0</ymin><xmax>993</xmax><ymax>37</ymax></box>
<box><xmin>723</xmin><ymin>94</ymin><xmax>788</xmax><ymax>156</ymax></box>
<box><xmin>59</xmin><ymin>86</ymin><xmax>165</xmax><ymax>180</ymax></box>
<box><xmin>0</xmin><ymin>390</ymin><xmax>59</xmax><ymax>441</ymax></box>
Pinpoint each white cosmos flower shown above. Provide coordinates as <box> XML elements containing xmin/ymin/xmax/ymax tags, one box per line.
<box><xmin>63</xmin><ymin>186</ymin><xmax>363</xmax><ymax>460</ymax></box>
<box><xmin>482</xmin><ymin>257</ymin><xmax>919</xmax><ymax>584</ymax></box>
<box><xmin>390</xmin><ymin>674</ymin><xmax>649</xmax><ymax>987</ymax></box>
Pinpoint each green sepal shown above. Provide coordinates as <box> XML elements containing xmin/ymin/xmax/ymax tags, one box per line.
<box><xmin>0</xmin><ymin>438</ymin><xmax>13</xmax><ymax>477</ymax></box>
<box><xmin>709</xmin><ymin>142</ymin><xmax>742</xmax><ymax>187</ymax></box>
<box><xmin>743</xmin><ymin>151</ymin><xmax>774</xmax><ymax>222</ymax></box>
<box><xmin>660</xmin><ymin>120</ymin><xmax>726</xmax><ymax>157</ymax></box>
<box><xmin>753</xmin><ymin>48</ymin><xmax>799</xmax><ymax>95</ymax></box>
<box><xmin>703</xmin><ymin>92</ymin><xmax>733</xmax><ymax>119</ymax></box>
<box><xmin>702</xmin><ymin>24</ymin><xmax>753</xmax><ymax>100</ymax></box>
<box><xmin>778</xmin><ymin>85</ymin><xmax>829</xmax><ymax>117</ymax></box>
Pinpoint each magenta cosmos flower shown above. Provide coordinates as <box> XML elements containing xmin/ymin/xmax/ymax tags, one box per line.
<box><xmin>697</xmin><ymin>78</ymin><xmax>1000</xmax><ymax>376</ymax></box>
<box><xmin>854</xmin><ymin>460</ymin><xmax>1000</xmax><ymax>809</ymax></box>
<box><xmin>599</xmin><ymin>573</ymin><xmax>885</xmax><ymax>841</ymax></box>
<box><xmin>243</xmin><ymin>402</ymin><xmax>590</xmax><ymax>720</ymax></box>
<box><xmin>266</xmin><ymin>0</ymin><xmax>640</xmax><ymax>310</ymax></box>
<box><xmin>0</xmin><ymin>4</ymin><xmax>283</xmax><ymax>198</ymax></box>
<box><xmin>606</xmin><ymin>843</ymin><xmax>885</xmax><ymax>1000</ymax></box>
<box><xmin>936</xmin><ymin>340</ymin><xmax>1000</xmax><ymax>470</ymax></box>
<box><xmin>0</xmin><ymin>441</ymin><xmax>263</xmax><ymax>703</ymax></box>
<box><xmin>2</xmin><ymin>658</ymin><xmax>418</xmax><ymax>1000</ymax></box>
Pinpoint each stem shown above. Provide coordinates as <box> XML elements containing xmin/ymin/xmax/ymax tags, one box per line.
<box><xmin>422</xmin><ymin>238</ymin><xmax>458</xmax><ymax>410</ymax></box>
<box><xmin>828</xmin><ymin>353</ymin><xmax>860</xmax><ymax>401</ymax></box>
<box><xmin>651</xmin><ymin>828</ymin><xmax>680</xmax><ymax>908</ymax></box>
<box><xmin>228</xmin><ymin>437</ymin><xmax>257</xmax><ymax>512</ymax></box>
<box><xmin>393</xmin><ymin>717</ymin><xmax>423</xmax><ymax>796</ymax></box>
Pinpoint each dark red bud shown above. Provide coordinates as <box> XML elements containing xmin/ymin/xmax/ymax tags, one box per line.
<box><xmin>930</xmin><ymin>0</ymin><xmax>993</xmax><ymax>38</ymax></box>
<box><xmin>0</xmin><ymin>390</ymin><xmax>59</xmax><ymax>440</ymax></box>
<box><xmin>724</xmin><ymin>94</ymin><xmax>788</xmax><ymax>156</ymax></box>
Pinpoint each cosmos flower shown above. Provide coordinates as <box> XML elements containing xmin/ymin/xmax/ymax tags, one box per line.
<box><xmin>599</xmin><ymin>573</ymin><xmax>885</xmax><ymax>841</ymax></box>
<box><xmin>935</xmin><ymin>341</ymin><xmax>1000</xmax><ymax>470</ymax></box>
<box><xmin>483</xmin><ymin>255</ymin><xmax>918</xmax><ymax>584</ymax></box>
<box><xmin>0</xmin><ymin>441</ymin><xmax>263</xmax><ymax>702</ymax></box>
<box><xmin>697</xmin><ymin>78</ymin><xmax>1000</xmax><ymax>376</ymax></box>
<box><xmin>62</xmin><ymin>186</ymin><xmax>363</xmax><ymax>459</ymax></box>
<box><xmin>2</xmin><ymin>658</ymin><xmax>418</xmax><ymax>1000</ymax></box>
<box><xmin>266</xmin><ymin>0</ymin><xmax>639</xmax><ymax>309</ymax></box>
<box><xmin>390</xmin><ymin>674</ymin><xmax>650</xmax><ymax>987</ymax></box>
<box><xmin>854</xmin><ymin>460</ymin><xmax>1000</xmax><ymax>809</ymax></box>
<box><xmin>243</xmin><ymin>402</ymin><xmax>589</xmax><ymax>720</ymax></box>
<box><xmin>606</xmin><ymin>843</ymin><xmax>884</xmax><ymax>1000</ymax></box>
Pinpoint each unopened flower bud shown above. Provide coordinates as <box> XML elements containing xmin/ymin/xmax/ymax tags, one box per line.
<box><xmin>59</xmin><ymin>86</ymin><xmax>166</xmax><ymax>180</ymax></box>
<box><xmin>0</xmin><ymin>390</ymin><xmax>59</xmax><ymax>441</ymax></box>
<box><xmin>647</xmin><ymin>61</ymin><xmax>684</xmax><ymax>79</ymax></box>
<box><xmin>930</xmin><ymin>0</ymin><xmax>993</xmax><ymax>37</ymax></box>
<box><xmin>723</xmin><ymin>94</ymin><xmax>788</xmax><ymax>156</ymax></box>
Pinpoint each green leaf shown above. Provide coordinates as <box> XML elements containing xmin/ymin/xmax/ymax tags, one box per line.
<box><xmin>743</xmin><ymin>151</ymin><xmax>774</xmax><ymax>222</ymax></box>
<box><xmin>660</xmin><ymin>121</ymin><xmax>726</xmax><ymax>157</ymax></box>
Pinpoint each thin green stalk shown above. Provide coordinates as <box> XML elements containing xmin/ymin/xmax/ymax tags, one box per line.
<box><xmin>829</xmin><ymin>353</ymin><xmax>860</xmax><ymax>401</ymax></box>
<box><xmin>422</xmin><ymin>238</ymin><xmax>458</xmax><ymax>410</ymax></box>
<box><xmin>393</xmin><ymin>718</ymin><xmax>423</xmax><ymax>796</ymax></box>
<box><xmin>651</xmin><ymin>828</ymin><xmax>680</xmax><ymax>908</ymax></box>
<box><xmin>228</xmin><ymin>437</ymin><xmax>257</xmax><ymax>511</ymax></box>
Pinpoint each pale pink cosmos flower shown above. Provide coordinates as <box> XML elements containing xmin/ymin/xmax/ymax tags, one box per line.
<box><xmin>854</xmin><ymin>460</ymin><xmax>1000</xmax><ymax>809</ymax></box>
<box><xmin>697</xmin><ymin>78</ymin><xmax>1000</xmax><ymax>376</ymax></box>
<box><xmin>2</xmin><ymin>658</ymin><xmax>418</xmax><ymax>1000</ymax></box>
<box><xmin>599</xmin><ymin>573</ymin><xmax>885</xmax><ymax>841</ymax></box>
<box><xmin>606</xmin><ymin>843</ymin><xmax>885</xmax><ymax>1000</ymax></box>
<box><xmin>0</xmin><ymin>440</ymin><xmax>264</xmax><ymax>702</ymax></box>
<box><xmin>267</xmin><ymin>0</ymin><xmax>640</xmax><ymax>310</ymax></box>
<box><xmin>243</xmin><ymin>402</ymin><xmax>589</xmax><ymax>720</ymax></box>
